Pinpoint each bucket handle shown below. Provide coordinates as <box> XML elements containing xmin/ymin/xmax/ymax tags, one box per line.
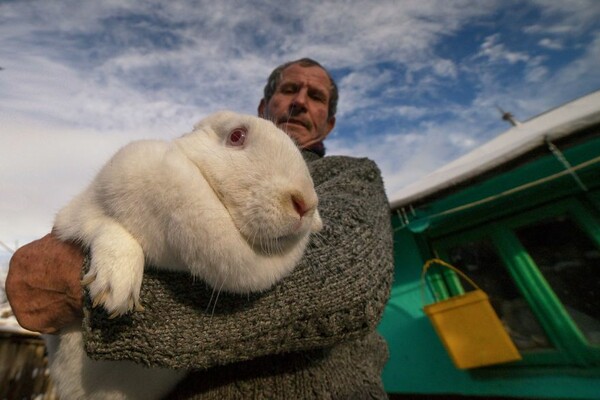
<box><xmin>421</xmin><ymin>258</ymin><xmax>482</xmax><ymax>305</ymax></box>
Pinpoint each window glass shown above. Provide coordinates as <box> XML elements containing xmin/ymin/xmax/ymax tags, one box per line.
<box><xmin>515</xmin><ymin>215</ymin><xmax>600</xmax><ymax>346</ymax></box>
<box><xmin>447</xmin><ymin>239</ymin><xmax>553</xmax><ymax>351</ymax></box>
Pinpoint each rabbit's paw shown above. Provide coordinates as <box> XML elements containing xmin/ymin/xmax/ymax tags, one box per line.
<box><xmin>82</xmin><ymin>245</ymin><xmax>145</xmax><ymax>318</ymax></box>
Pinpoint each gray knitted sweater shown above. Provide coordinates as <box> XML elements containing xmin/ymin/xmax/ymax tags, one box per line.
<box><xmin>82</xmin><ymin>151</ymin><xmax>394</xmax><ymax>399</ymax></box>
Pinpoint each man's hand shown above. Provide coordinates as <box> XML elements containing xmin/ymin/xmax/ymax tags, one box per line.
<box><xmin>6</xmin><ymin>232</ymin><xmax>84</xmax><ymax>334</ymax></box>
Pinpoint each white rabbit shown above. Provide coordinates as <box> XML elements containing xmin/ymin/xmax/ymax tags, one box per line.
<box><xmin>45</xmin><ymin>111</ymin><xmax>323</xmax><ymax>400</ymax></box>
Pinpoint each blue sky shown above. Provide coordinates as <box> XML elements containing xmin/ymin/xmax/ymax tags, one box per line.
<box><xmin>1</xmin><ymin>0</ymin><xmax>599</xmax><ymax>265</ymax></box>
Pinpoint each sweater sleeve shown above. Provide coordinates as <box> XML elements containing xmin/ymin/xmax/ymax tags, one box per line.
<box><xmin>82</xmin><ymin>154</ymin><xmax>394</xmax><ymax>370</ymax></box>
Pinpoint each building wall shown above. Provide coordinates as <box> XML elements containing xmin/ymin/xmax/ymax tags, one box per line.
<box><xmin>378</xmin><ymin>134</ymin><xmax>600</xmax><ymax>399</ymax></box>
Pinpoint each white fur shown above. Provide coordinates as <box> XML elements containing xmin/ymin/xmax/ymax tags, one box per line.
<box><xmin>46</xmin><ymin>111</ymin><xmax>322</xmax><ymax>399</ymax></box>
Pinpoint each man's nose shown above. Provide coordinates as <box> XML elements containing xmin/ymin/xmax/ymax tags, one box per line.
<box><xmin>290</xmin><ymin>89</ymin><xmax>308</xmax><ymax>110</ymax></box>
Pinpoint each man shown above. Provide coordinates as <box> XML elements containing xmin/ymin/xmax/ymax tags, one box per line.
<box><xmin>259</xmin><ymin>58</ymin><xmax>336</xmax><ymax>154</ymax></box>
<box><xmin>7</xmin><ymin>58</ymin><xmax>394</xmax><ymax>399</ymax></box>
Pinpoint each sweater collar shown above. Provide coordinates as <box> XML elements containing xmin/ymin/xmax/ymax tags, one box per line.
<box><xmin>303</xmin><ymin>141</ymin><xmax>325</xmax><ymax>157</ymax></box>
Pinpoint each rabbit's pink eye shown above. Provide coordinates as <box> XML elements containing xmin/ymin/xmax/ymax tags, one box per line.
<box><xmin>227</xmin><ymin>128</ymin><xmax>247</xmax><ymax>147</ymax></box>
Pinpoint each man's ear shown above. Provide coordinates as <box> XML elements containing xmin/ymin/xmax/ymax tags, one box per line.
<box><xmin>325</xmin><ymin>115</ymin><xmax>336</xmax><ymax>136</ymax></box>
<box><xmin>258</xmin><ymin>99</ymin><xmax>267</xmax><ymax>118</ymax></box>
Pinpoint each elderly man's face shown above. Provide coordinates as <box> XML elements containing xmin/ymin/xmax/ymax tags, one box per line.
<box><xmin>258</xmin><ymin>64</ymin><xmax>336</xmax><ymax>148</ymax></box>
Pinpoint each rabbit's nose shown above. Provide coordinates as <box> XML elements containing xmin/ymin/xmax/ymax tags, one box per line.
<box><xmin>290</xmin><ymin>192</ymin><xmax>317</xmax><ymax>219</ymax></box>
<box><xmin>291</xmin><ymin>194</ymin><xmax>308</xmax><ymax>217</ymax></box>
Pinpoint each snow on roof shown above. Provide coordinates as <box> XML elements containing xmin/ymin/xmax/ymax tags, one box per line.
<box><xmin>390</xmin><ymin>90</ymin><xmax>600</xmax><ymax>209</ymax></box>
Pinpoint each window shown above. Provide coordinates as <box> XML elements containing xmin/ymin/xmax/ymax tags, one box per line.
<box><xmin>515</xmin><ymin>215</ymin><xmax>600</xmax><ymax>346</ymax></box>
<box><xmin>429</xmin><ymin>199</ymin><xmax>600</xmax><ymax>366</ymax></box>
<box><xmin>446</xmin><ymin>239</ymin><xmax>552</xmax><ymax>351</ymax></box>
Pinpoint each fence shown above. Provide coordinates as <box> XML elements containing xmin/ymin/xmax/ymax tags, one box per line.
<box><xmin>0</xmin><ymin>331</ymin><xmax>58</xmax><ymax>400</ymax></box>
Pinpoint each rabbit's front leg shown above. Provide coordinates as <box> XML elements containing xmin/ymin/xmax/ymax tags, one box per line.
<box><xmin>82</xmin><ymin>218</ymin><xmax>145</xmax><ymax>318</ymax></box>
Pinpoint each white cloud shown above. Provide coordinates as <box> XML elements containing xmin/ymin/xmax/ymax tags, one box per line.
<box><xmin>525</xmin><ymin>66</ymin><xmax>549</xmax><ymax>83</ymax></box>
<box><xmin>432</xmin><ymin>59</ymin><xmax>458</xmax><ymax>79</ymax></box>
<box><xmin>528</xmin><ymin>0</ymin><xmax>600</xmax><ymax>32</ymax></box>
<box><xmin>327</xmin><ymin>113</ymin><xmax>485</xmax><ymax>198</ymax></box>
<box><xmin>337</xmin><ymin>69</ymin><xmax>396</xmax><ymax>116</ymax></box>
<box><xmin>538</xmin><ymin>38</ymin><xmax>564</xmax><ymax>50</ymax></box>
<box><xmin>478</xmin><ymin>34</ymin><xmax>530</xmax><ymax>65</ymax></box>
<box><xmin>498</xmin><ymin>31</ymin><xmax>600</xmax><ymax>119</ymax></box>
<box><xmin>0</xmin><ymin>117</ymin><xmax>141</xmax><ymax>243</ymax></box>
<box><xmin>0</xmin><ymin>0</ymin><xmax>598</xmax><ymax>246</ymax></box>
<box><xmin>395</xmin><ymin>106</ymin><xmax>429</xmax><ymax>120</ymax></box>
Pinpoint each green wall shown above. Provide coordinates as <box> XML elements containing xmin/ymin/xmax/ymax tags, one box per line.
<box><xmin>378</xmin><ymin>134</ymin><xmax>600</xmax><ymax>399</ymax></box>
<box><xmin>378</xmin><ymin>223</ymin><xmax>600</xmax><ymax>399</ymax></box>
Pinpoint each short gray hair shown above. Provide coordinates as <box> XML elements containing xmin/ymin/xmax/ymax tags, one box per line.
<box><xmin>262</xmin><ymin>58</ymin><xmax>338</xmax><ymax>119</ymax></box>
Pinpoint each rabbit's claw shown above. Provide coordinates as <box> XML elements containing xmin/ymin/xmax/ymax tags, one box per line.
<box><xmin>84</xmin><ymin>242</ymin><xmax>145</xmax><ymax>318</ymax></box>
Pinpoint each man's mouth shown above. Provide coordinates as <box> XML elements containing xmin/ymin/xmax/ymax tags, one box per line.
<box><xmin>280</xmin><ymin>118</ymin><xmax>310</xmax><ymax>130</ymax></box>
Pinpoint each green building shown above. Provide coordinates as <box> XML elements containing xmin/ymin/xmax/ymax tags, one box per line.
<box><xmin>379</xmin><ymin>90</ymin><xmax>600</xmax><ymax>399</ymax></box>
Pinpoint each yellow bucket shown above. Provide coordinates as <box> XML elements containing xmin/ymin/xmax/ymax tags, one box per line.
<box><xmin>421</xmin><ymin>259</ymin><xmax>522</xmax><ymax>369</ymax></box>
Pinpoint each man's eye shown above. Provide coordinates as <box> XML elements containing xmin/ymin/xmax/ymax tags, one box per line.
<box><xmin>311</xmin><ymin>93</ymin><xmax>326</xmax><ymax>102</ymax></box>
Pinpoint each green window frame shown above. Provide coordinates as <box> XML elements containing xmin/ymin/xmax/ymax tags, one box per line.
<box><xmin>428</xmin><ymin>197</ymin><xmax>600</xmax><ymax>368</ymax></box>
